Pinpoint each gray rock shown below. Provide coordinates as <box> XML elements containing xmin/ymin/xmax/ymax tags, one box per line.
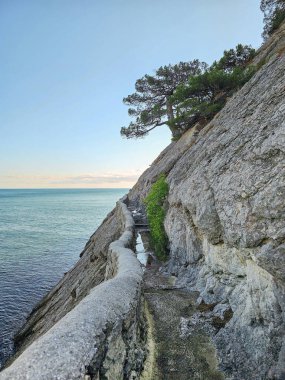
<box><xmin>128</xmin><ymin>23</ymin><xmax>285</xmax><ymax>380</ymax></box>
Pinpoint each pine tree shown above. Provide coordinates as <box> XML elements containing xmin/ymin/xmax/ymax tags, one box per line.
<box><xmin>121</xmin><ymin>61</ymin><xmax>207</xmax><ymax>139</ymax></box>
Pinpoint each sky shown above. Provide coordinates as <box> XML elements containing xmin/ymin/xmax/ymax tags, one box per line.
<box><xmin>0</xmin><ymin>0</ymin><xmax>263</xmax><ymax>189</ymax></box>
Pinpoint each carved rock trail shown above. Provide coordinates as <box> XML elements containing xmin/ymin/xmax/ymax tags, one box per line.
<box><xmin>143</xmin><ymin>264</ymin><xmax>224</xmax><ymax>380</ymax></box>
<box><xmin>132</xmin><ymin>206</ymin><xmax>224</xmax><ymax>380</ymax></box>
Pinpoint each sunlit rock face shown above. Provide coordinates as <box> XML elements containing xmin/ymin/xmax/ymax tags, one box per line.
<box><xmin>129</xmin><ymin>23</ymin><xmax>285</xmax><ymax>379</ymax></box>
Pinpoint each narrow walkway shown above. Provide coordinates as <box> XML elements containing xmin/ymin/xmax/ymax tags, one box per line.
<box><xmin>143</xmin><ymin>264</ymin><xmax>224</xmax><ymax>380</ymax></box>
<box><xmin>129</xmin><ymin>202</ymin><xmax>224</xmax><ymax>380</ymax></box>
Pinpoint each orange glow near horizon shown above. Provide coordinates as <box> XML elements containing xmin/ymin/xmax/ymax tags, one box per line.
<box><xmin>0</xmin><ymin>172</ymin><xmax>141</xmax><ymax>189</ymax></box>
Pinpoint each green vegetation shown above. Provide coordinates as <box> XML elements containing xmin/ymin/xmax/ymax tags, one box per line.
<box><xmin>144</xmin><ymin>175</ymin><xmax>169</xmax><ymax>261</ymax></box>
<box><xmin>121</xmin><ymin>61</ymin><xmax>206</xmax><ymax>139</ymax></box>
<box><xmin>171</xmin><ymin>45</ymin><xmax>256</xmax><ymax>130</ymax></box>
<box><xmin>261</xmin><ymin>0</ymin><xmax>285</xmax><ymax>39</ymax></box>
<box><xmin>121</xmin><ymin>1</ymin><xmax>285</xmax><ymax>140</ymax></box>
<box><xmin>122</xmin><ymin>45</ymin><xmax>256</xmax><ymax>140</ymax></box>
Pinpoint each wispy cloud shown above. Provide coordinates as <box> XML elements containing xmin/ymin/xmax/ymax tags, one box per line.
<box><xmin>0</xmin><ymin>171</ymin><xmax>142</xmax><ymax>188</ymax></box>
<box><xmin>50</xmin><ymin>173</ymin><xmax>140</xmax><ymax>185</ymax></box>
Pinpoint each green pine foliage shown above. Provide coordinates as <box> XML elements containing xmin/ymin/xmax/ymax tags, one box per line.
<box><xmin>269</xmin><ymin>7</ymin><xmax>285</xmax><ymax>34</ymax></box>
<box><xmin>121</xmin><ymin>60</ymin><xmax>207</xmax><ymax>139</ymax></box>
<box><xmin>144</xmin><ymin>175</ymin><xmax>169</xmax><ymax>261</ymax></box>
<box><xmin>122</xmin><ymin>44</ymin><xmax>257</xmax><ymax>140</ymax></box>
<box><xmin>261</xmin><ymin>0</ymin><xmax>285</xmax><ymax>39</ymax></box>
<box><xmin>170</xmin><ymin>46</ymin><xmax>256</xmax><ymax>131</ymax></box>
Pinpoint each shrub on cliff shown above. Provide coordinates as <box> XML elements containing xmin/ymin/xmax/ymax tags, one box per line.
<box><xmin>261</xmin><ymin>0</ymin><xmax>285</xmax><ymax>39</ymax></box>
<box><xmin>212</xmin><ymin>44</ymin><xmax>256</xmax><ymax>71</ymax></box>
<box><xmin>144</xmin><ymin>175</ymin><xmax>169</xmax><ymax>261</ymax></box>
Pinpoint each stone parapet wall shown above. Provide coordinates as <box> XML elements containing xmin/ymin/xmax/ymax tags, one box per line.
<box><xmin>0</xmin><ymin>201</ymin><xmax>144</xmax><ymax>380</ymax></box>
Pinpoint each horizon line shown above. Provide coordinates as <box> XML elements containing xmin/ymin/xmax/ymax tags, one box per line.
<box><xmin>0</xmin><ymin>187</ymin><xmax>130</xmax><ymax>190</ymax></box>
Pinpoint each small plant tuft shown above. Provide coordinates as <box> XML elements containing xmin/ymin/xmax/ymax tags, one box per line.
<box><xmin>144</xmin><ymin>175</ymin><xmax>169</xmax><ymax>261</ymax></box>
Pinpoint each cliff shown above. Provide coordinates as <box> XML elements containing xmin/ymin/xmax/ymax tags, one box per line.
<box><xmin>128</xmin><ymin>21</ymin><xmax>285</xmax><ymax>379</ymax></box>
<box><xmin>1</xmin><ymin>22</ymin><xmax>285</xmax><ymax>380</ymax></box>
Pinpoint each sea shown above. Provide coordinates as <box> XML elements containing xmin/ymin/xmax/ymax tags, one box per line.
<box><xmin>0</xmin><ymin>188</ymin><xmax>127</xmax><ymax>367</ymax></box>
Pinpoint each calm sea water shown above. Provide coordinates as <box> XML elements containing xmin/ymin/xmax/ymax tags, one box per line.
<box><xmin>0</xmin><ymin>188</ymin><xmax>127</xmax><ymax>367</ymax></box>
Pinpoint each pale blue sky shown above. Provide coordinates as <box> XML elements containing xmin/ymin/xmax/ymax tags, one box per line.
<box><xmin>0</xmin><ymin>0</ymin><xmax>263</xmax><ymax>188</ymax></box>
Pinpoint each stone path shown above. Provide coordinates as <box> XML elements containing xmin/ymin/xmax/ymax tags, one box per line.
<box><xmin>129</xmin><ymin>203</ymin><xmax>224</xmax><ymax>380</ymax></box>
<box><xmin>142</xmin><ymin>263</ymin><xmax>224</xmax><ymax>380</ymax></box>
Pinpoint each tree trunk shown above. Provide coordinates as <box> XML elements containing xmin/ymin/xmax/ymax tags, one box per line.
<box><xmin>166</xmin><ymin>97</ymin><xmax>174</xmax><ymax>121</ymax></box>
<box><xmin>166</xmin><ymin>98</ymin><xmax>180</xmax><ymax>138</ymax></box>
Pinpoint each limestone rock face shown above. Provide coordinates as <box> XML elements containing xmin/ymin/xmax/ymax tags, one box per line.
<box><xmin>129</xmin><ymin>25</ymin><xmax>285</xmax><ymax>379</ymax></box>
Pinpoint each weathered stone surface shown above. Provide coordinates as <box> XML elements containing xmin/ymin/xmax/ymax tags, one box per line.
<box><xmin>142</xmin><ymin>262</ymin><xmax>224</xmax><ymax>380</ymax></box>
<box><xmin>128</xmin><ymin>24</ymin><xmax>285</xmax><ymax>380</ymax></box>
<box><xmin>252</xmin><ymin>21</ymin><xmax>285</xmax><ymax>66</ymax></box>
<box><xmin>14</xmin><ymin>207</ymin><xmax>121</xmax><ymax>355</ymax></box>
<box><xmin>128</xmin><ymin>124</ymin><xmax>203</xmax><ymax>205</ymax></box>
<box><xmin>0</xmin><ymin>202</ymin><xmax>145</xmax><ymax>380</ymax></box>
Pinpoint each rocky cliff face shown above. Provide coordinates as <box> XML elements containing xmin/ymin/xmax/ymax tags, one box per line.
<box><xmin>129</xmin><ymin>23</ymin><xmax>285</xmax><ymax>380</ymax></box>
<box><xmin>8</xmin><ymin>23</ymin><xmax>285</xmax><ymax>380</ymax></box>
